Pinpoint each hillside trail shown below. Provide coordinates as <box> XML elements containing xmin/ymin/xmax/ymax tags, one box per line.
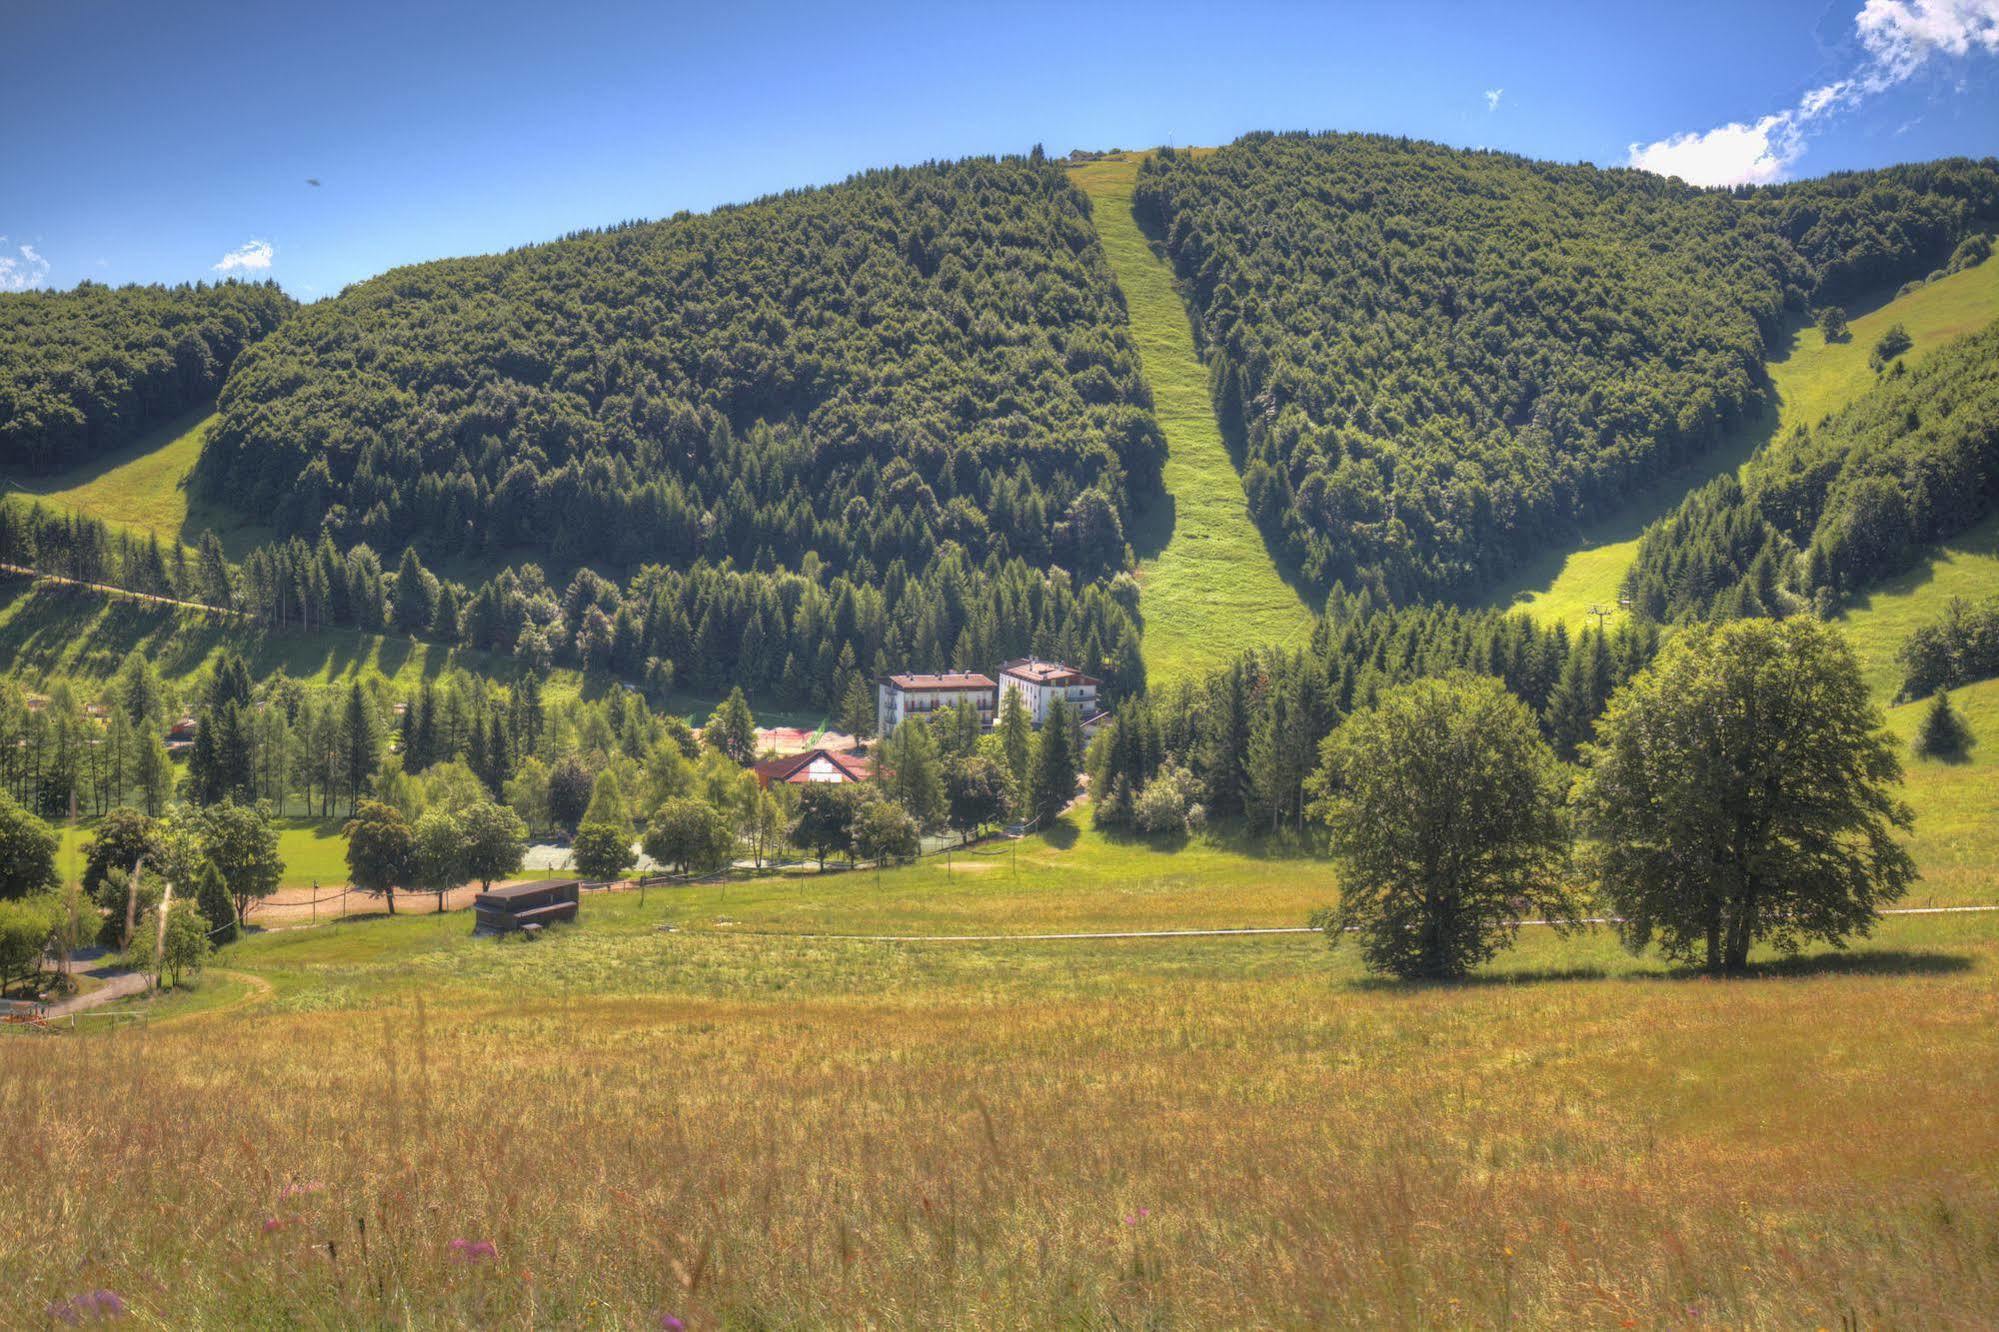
<box><xmin>1068</xmin><ymin>154</ymin><xmax>1315</xmax><ymax>684</ymax></box>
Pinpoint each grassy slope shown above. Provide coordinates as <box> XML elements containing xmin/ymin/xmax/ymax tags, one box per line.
<box><xmin>1069</xmin><ymin>154</ymin><xmax>1315</xmax><ymax>683</ymax></box>
<box><xmin>1835</xmin><ymin>511</ymin><xmax>1999</xmax><ymax>908</ymax></box>
<box><xmin>1496</xmin><ymin>257</ymin><xmax>1999</xmax><ymax>630</ymax></box>
<box><xmin>0</xmin><ymin>405</ymin><xmax>274</xmax><ymax>558</ymax></box>
<box><xmin>6</xmin><ymin>874</ymin><xmax>1993</xmax><ymax>1325</ymax></box>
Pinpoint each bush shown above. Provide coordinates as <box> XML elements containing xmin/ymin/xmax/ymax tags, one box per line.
<box><xmin>1133</xmin><ymin>763</ymin><xmax>1203</xmax><ymax>835</ymax></box>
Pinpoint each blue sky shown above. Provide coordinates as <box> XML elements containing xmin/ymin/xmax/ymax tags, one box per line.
<box><xmin>3</xmin><ymin>1</ymin><xmax>1995</xmax><ymax>298</ymax></box>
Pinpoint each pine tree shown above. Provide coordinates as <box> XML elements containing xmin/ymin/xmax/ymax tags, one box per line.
<box><xmin>998</xmin><ymin>688</ymin><xmax>1032</xmax><ymax>813</ymax></box>
<box><xmin>1915</xmin><ymin>690</ymin><xmax>1974</xmax><ymax>761</ymax></box>
<box><xmin>343</xmin><ymin>683</ymin><xmax>381</xmax><ymax>815</ymax></box>
<box><xmin>1030</xmin><ymin>697</ymin><xmax>1078</xmax><ymax>825</ymax></box>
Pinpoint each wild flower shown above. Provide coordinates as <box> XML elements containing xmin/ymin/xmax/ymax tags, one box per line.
<box><xmin>47</xmin><ymin>1289</ymin><xmax>127</xmax><ymax>1322</ymax></box>
<box><xmin>1122</xmin><ymin>1207</ymin><xmax>1151</xmax><ymax>1226</ymax></box>
<box><xmin>448</xmin><ymin>1238</ymin><xmax>498</xmax><ymax>1263</ymax></box>
<box><xmin>659</xmin><ymin>1315</ymin><xmax>686</xmax><ymax>1331</ymax></box>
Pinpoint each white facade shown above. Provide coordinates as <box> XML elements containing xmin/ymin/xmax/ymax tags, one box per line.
<box><xmin>996</xmin><ymin>658</ymin><xmax>1101</xmax><ymax>727</ymax></box>
<box><xmin>877</xmin><ymin>673</ymin><xmax>998</xmax><ymax>737</ymax></box>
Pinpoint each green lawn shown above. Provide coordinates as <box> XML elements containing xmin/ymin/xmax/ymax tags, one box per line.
<box><xmin>1070</xmin><ymin>154</ymin><xmax>1315</xmax><ymax>684</ymax></box>
<box><xmin>1495</xmin><ymin>256</ymin><xmax>1999</xmax><ymax>631</ymax></box>
<box><xmin>53</xmin><ymin>814</ymin><xmax>354</xmax><ymax>890</ymax></box>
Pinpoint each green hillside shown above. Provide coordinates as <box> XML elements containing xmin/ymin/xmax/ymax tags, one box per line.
<box><xmin>1135</xmin><ymin>134</ymin><xmax>1998</xmax><ymax>603</ymax></box>
<box><xmin>0</xmin><ymin>405</ymin><xmax>277</xmax><ymax>559</ymax></box>
<box><xmin>0</xmin><ymin>278</ymin><xmax>292</xmax><ymax>470</ymax></box>
<box><xmin>1499</xmin><ymin>256</ymin><xmax>1999</xmax><ymax>630</ymax></box>
<box><xmin>1069</xmin><ymin>153</ymin><xmax>1314</xmax><ymax>681</ymax></box>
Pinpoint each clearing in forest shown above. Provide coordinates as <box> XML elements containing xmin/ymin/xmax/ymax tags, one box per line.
<box><xmin>1069</xmin><ymin>154</ymin><xmax>1315</xmax><ymax>683</ymax></box>
<box><xmin>0</xmin><ymin>404</ymin><xmax>271</xmax><ymax>556</ymax></box>
<box><xmin>1494</xmin><ymin>256</ymin><xmax>1999</xmax><ymax>630</ymax></box>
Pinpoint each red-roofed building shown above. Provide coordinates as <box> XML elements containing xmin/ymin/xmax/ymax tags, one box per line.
<box><xmin>876</xmin><ymin>671</ymin><xmax>997</xmax><ymax>737</ymax></box>
<box><xmin>751</xmin><ymin>747</ymin><xmax>873</xmax><ymax>788</ymax></box>
<box><xmin>997</xmin><ymin>657</ymin><xmax>1101</xmax><ymax>727</ymax></box>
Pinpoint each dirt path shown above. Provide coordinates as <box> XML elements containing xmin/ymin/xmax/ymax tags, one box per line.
<box><xmin>39</xmin><ymin>970</ymin><xmax>150</xmax><ymax>1016</ymax></box>
<box><xmin>0</xmin><ymin>561</ymin><xmax>244</xmax><ymax>617</ymax></box>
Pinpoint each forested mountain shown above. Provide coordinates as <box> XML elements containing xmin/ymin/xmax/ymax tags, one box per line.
<box><xmin>0</xmin><ymin>279</ymin><xmax>293</xmax><ymax>468</ymax></box>
<box><xmin>1626</xmin><ymin>317</ymin><xmax>1999</xmax><ymax>622</ymax></box>
<box><xmin>1133</xmin><ymin>133</ymin><xmax>1999</xmax><ymax>601</ymax></box>
<box><xmin>198</xmin><ymin>154</ymin><xmax>1164</xmax><ymax>581</ymax></box>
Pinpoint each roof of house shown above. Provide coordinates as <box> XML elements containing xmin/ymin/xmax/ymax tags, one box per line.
<box><xmin>999</xmin><ymin>658</ymin><xmax>1101</xmax><ymax>687</ymax></box>
<box><xmin>751</xmin><ymin>747</ymin><xmax>873</xmax><ymax>785</ymax></box>
<box><xmin>883</xmin><ymin>672</ymin><xmax>996</xmax><ymax>690</ymax></box>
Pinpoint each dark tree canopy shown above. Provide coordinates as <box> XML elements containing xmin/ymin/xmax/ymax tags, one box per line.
<box><xmin>1306</xmin><ymin>673</ymin><xmax>1577</xmax><ymax>980</ymax></box>
<box><xmin>1573</xmin><ymin>618</ymin><xmax>1916</xmax><ymax>974</ymax></box>
<box><xmin>0</xmin><ymin>279</ymin><xmax>293</xmax><ymax>468</ymax></box>
<box><xmin>1133</xmin><ymin>133</ymin><xmax>1999</xmax><ymax>601</ymax></box>
<box><xmin>197</xmin><ymin>156</ymin><xmax>1164</xmax><ymax>582</ymax></box>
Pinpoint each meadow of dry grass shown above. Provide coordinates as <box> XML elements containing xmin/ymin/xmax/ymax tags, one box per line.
<box><xmin>4</xmin><ymin>879</ymin><xmax>1996</xmax><ymax>1327</ymax></box>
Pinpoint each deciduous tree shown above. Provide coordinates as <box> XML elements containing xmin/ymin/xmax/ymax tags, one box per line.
<box><xmin>1306</xmin><ymin>674</ymin><xmax>1576</xmax><ymax>980</ymax></box>
<box><xmin>1573</xmin><ymin>619</ymin><xmax>1915</xmax><ymax>974</ymax></box>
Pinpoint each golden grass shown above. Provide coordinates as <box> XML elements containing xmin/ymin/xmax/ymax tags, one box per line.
<box><xmin>5</xmin><ymin>908</ymin><xmax>1995</xmax><ymax>1327</ymax></box>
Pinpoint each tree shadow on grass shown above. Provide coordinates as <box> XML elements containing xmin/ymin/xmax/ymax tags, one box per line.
<box><xmin>1343</xmin><ymin>948</ymin><xmax>1973</xmax><ymax>992</ymax></box>
<box><xmin>1717</xmin><ymin>948</ymin><xmax>1975</xmax><ymax>980</ymax></box>
<box><xmin>1040</xmin><ymin>817</ymin><xmax>1081</xmax><ymax>851</ymax></box>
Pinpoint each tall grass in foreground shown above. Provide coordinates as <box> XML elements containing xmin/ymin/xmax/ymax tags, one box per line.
<box><xmin>4</xmin><ymin>925</ymin><xmax>1995</xmax><ymax>1327</ymax></box>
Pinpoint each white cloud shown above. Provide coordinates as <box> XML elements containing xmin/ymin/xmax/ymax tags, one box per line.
<box><xmin>1856</xmin><ymin>0</ymin><xmax>1999</xmax><ymax>88</ymax></box>
<box><xmin>1628</xmin><ymin>0</ymin><xmax>1999</xmax><ymax>186</ymax></box>
<box><xmin>0</xmin><ymin>238</ymin><xmax>52</xmax><ymax>290</ymax></box>
<box><xmin>213</xmin><ymin>239</ymin><xmax>274</xmax><ymax>272</ymax></box>
<box><xmin>1484</xmin><ymin>88</ymin><xmax>1504</xmax><ymax>112</ymax></box>
<box><xmin>1627</xmin><ymin>113</ymin><xmax>1800</xmax><ymax>186</ymax></box>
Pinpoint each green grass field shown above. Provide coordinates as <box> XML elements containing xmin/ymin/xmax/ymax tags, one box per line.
<box><xmin>0</xmin><ymin>405</ymin><xmax>275</xmax><ymax>558</ymax></box>
<box><xmin>51</xmin><ymin>814</ymin><xmax>352</xmax><ymax>891</ymax></box>
<box><xmin>1071</xmin><ymin>154</ymin><xmax>1315</xmax><ymax>683</ymax></box>
<box><xmin>1496</xmin><ymin>256</ymin><xmax>1999</xmax><ymax>631</ymax></box>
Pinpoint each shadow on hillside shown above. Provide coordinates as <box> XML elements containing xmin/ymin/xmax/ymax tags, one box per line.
<box><xmin>0</xmin><ymin>399</ymin><xmax>215</xmax><ymax>489</ymax></box>
<box><xmin>1841</xmin><ymin>511</ymin><xmax>1999</xmax><ymax>627</ymax></box>
<box><xmin>1127</xmin><ymin>488</ymin><xmax>1176</xmax><ymax>568</ymax></box>
<box><xmin>1040</xmin><ymin>817</ymin><xmax>1081</xmax><ymax>850</ymax></box>
<box><xmin>1478</xmin><ymin>397</ymin><xmax>1781</xmax><ymax>615</ymax></box>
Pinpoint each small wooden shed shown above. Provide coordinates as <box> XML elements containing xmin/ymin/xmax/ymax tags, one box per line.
<box><xmin>473</xmin><ymin>880</ymin><xmax>580</xmax><ymax>934</ymax></box>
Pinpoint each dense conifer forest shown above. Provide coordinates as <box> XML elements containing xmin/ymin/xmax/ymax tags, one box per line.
<box><xmin>1133</xmin><ymin>133</ymin><xmax>1999</xmax><ymax>601</ymax></box>
<box><xmin>0</xmin><ymin>280</ymin><xmax>293</xmax><ymax>468</ymax></box>
<box><xmin>1625</xmin><ymin>319</ymin><xmax>1999</xmax><ymax>622</ymax></box>
<box><xmin>196</xmin><ymin>153</ymin><xmax>1164</xmax><ymax>582</ymax></box>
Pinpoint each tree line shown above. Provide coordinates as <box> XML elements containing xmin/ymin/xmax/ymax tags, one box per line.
<box><xmin>0</xmin><ymin>499</ymin><xmax>1147</xmax><ymax>710</ymax></box>
<box><xmin>0</xmin><ymin>279</ymin><xmax>293</xmax><ymax>468</ymax></box>
<box><xmin>1132</xmin><ymin>132</ymin><xmax>1999</xmax><ymax>603</ymax></box>
<box><xmin>1088</xmin><ymin>589</ymin><xmax>1659</xmax><ymax>838</ymax></box>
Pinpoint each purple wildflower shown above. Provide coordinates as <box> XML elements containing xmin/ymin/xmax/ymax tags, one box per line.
<box><xmin>46</xmin><ymin>1290</ymin><xmax>127</xmax><ymax>1322</ymax></box>
<box><xmin>1122</xmin><ymin>1207</ymin><xmax>1152</xmax><ymax>1226</ymax></box>
<box><xmin>660</xmin><ymin>1316</ymin><xmax>686</xmax><ymax>1331</ymax></box>
<box><xmin>448</xmin><ymin>1238</ymin><xmax>498</xmax><ymax>1263</ymax></box>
